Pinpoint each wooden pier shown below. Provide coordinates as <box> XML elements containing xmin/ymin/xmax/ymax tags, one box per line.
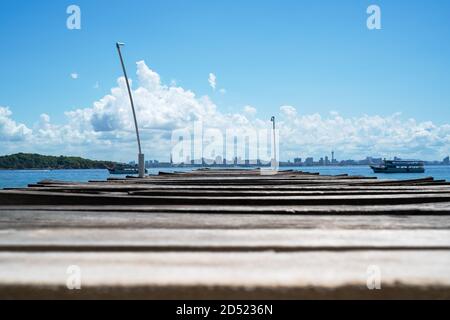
<box><xmin>0</xmin><ymin>169</ymin><xmax>450</xmax><ymax>299</ymax></box>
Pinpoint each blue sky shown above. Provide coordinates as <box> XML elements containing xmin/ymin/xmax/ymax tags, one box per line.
<box><xmin>0</xmin><ymin>0</ymin><xmax>449</xmax><ymax>161</ymax></box>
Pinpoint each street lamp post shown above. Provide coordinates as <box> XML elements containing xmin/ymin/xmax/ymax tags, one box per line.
<box><xmin>270</xmin><ymin>116</ymin><xmax>277</xmax><ymax>166</ymax></box>
<box><xmin>116</xmin><ymin>42</ymin><xmax>145</xmax><ymax>178</ymax></box>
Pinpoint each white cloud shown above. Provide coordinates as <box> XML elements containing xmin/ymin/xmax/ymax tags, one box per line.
<box><xmin>277</xmin><ymin>106</ymin><xmax>450</xmax><ymax>161</ymax></box>
<box><xmin>280</xmin><ymin>105</ymin><xmax>297</xmax><ymax>117</ymax></box>
<box><xmin>1</xmin><ymin>62</ymin><xmax>450</xmax><ymax>162</ymax></box>
<box><xmin>0</xmin><ymin>106</ymin><xmax>32</xmax><ymax>142</ymax></box>
<box><xmin>219</xmin><ymin>88</ymin><xmax>226</xmax><ymax>95</ymax></box>
<box><xmin>208</xmin><ymin>73</ymin><xmax>216</xmax><ymax>90</ymax></box>
<box><xmin>71</xmin><ymin>73</ymin><xmax>79</xmax><ymax>80</ymax></box>
<box><xmin>243</xmin><ymin>105</ymin><xmax>257</xmax><ymax>117</ymax></box>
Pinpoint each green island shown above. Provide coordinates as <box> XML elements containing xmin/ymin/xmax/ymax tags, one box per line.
<box><xmin>0</xmin><ymin>153</ymin><xmax>125</xmax><ymax>170</ymax></box>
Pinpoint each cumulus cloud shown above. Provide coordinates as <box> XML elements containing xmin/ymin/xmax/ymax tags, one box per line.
<box><xmin>243</xmin><ymin>105</ymin><xmax>257</xmax><ymax>117</ymax></box>
<box><xmin>277</xmin><ymin>106</ymin><xmax>450</xmax><ymax>161</ymax></box>
<box><xmin>280</xmin><ymin>105</ymin><xmax>297</xmax><ymax>117</ymax></box>
<box><xmin>70</xmin><ymin>73</ymin><xmax>79</xmax><ymax>80</ymax></box>
<box><xmin>0</xmin><ymin>106</ymin><xmax>32</xmax><ymax>142</ymax></box>
<box><xmin>208</xmin><ymin>73</ymin><xmax>216</xmax><ymax>90</ymax></box>
<box><xmin>1</xmin><ymin>62</ymin><xmax>449</xmax><ymax>162</ymax></box>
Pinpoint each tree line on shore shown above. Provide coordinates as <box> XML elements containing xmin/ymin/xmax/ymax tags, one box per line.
<box><xmin>0</xmin><ymin>153</ymin><xmax>125</xmax><ymax>170</ymax></box>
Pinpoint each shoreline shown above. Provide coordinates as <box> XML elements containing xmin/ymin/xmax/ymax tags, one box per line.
<box><xmin>1</xmin><ymin>164</ymin><xmax>450</xmax><ymax>171</ymax></box>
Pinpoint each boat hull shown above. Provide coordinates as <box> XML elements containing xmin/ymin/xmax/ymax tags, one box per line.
<box><xmin>370</xmin><ymin>166</ymin><xmax>425</xmax><ymax>174</ymax></box>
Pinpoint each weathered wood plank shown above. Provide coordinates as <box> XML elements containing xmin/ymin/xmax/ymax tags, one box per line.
<box><xmin>20</xmin><ymin>184</ymin><xmax>450</xmax><ymax>192</ymax></box>
<box><xmin>10</xmin><ymin>187</ymin><xmax>450</xmax><ymax>197</ymax></box>
<box><xmin>1</xmin><ymin>229</ymin><xmax>449</xmax><ymax>251</ymax></box>
<box><xmin>128</xmin><ymin>189</ymin><xmax>450</xmax><ymax>196</ymax></box>
<box><xmin>24</xmin><ymin>189</ymin><xmax>450</xmax><ymax>202</ymax></box>
<box><xmin>2</xmin><ymin>211</ymin><xmax>450</xmax><ymax>230</ymax></box>
<box><xmin>2</xmin><ymin>203</ymin><xmax>450</xmax><ymax>215</ymax></box>
<box><xmin>3</xmin><ymin>190</ymin><xmax>450</xmax><ymax>206</ymax></box>
<box><xmin>1</xmin><ymin>251</ymin><xmax>449</xmax><ymax>299</ymax></box>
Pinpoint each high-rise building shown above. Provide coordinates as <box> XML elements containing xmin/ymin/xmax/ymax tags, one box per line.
<box><xmin>305</xmin><ymin>157</ymin><xmax>314</xmax><ymax>166</ymax></box>
<box><xmin>444</xmin><ymin>156</ymin><xmax>450</xmax><ymax>165</ymax></box>
<box><xmin>331</xmin><ymin>151</ymin><xmax>339</xmax><ymax>164</ymax></box>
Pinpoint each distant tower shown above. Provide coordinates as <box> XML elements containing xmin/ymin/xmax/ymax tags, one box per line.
<box><xmin>332</xmin><ymin>151</ymin><xmax>335</xmax><ymax>163</ymax></box>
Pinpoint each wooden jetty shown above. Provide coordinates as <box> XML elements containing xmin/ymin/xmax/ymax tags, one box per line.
<box><xmin>0</xmin><ymin>169</ymin><xmax>450</xmax><ymax>299</ymax></box>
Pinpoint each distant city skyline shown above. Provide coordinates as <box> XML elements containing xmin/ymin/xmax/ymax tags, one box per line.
<box><xmin>139</xmin><ymin>154</ymin><xmax>450</xmax><ymax>168</ymax></box>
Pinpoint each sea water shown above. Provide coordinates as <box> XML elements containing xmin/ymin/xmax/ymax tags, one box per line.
<box><xmin>1</xmin><ymin>166</ymin><xmax>449</xmax><ymax>189</ymax></box>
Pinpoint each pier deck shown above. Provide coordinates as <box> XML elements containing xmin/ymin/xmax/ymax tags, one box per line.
<box><xmin>0</xmin><ymin>169</ymin><xmax>450</xmax><ymax>299</ymax></box>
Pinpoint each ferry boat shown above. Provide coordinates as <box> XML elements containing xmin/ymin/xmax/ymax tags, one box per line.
<box><xmin>370</xmin><ymin>160</ymin><xmax>425</xmax><ymax>174</ymax></box>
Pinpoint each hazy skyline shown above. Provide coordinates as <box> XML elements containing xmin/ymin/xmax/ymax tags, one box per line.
<box><xmin>0</xmin><ymin>0</ymin><xmax>449</xmax><ymax>162</ymax></box>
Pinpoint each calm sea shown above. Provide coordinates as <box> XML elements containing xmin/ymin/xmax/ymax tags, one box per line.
<box><xmin>1</xmin><ymin>166</ymin><xmax>450</xmax><ymax>189</ymax></box>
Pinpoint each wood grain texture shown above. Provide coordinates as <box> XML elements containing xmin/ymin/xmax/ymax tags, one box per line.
<box><xmin>1</xmin><ymin>251</ymin><xmax>450</xmax><ymax>299</ymax></box>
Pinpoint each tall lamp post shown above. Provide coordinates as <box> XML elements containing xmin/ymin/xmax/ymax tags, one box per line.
<box><xmin>116</xmin><ymin>42</ymin><xmax>145</xmax><ymax>178</ymax></box>
<box><xmin>270</xmin><ymin>116</ymin><xmax>277</xmax><ymax>166</ymax></box>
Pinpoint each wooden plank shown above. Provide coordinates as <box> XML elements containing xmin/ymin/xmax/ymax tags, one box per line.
<box><xmin>98</xmin><ymin>179</ymin><xmax>385</xmax><ymax>186</ymax></box>
<box><xmin>1</xmin><ymin>251</ymin><xmax>449</xmax><ymax>299</ymax></box>
<box><xmin>19</xmin><ymin>184</ymin><xmax>450</xmax><ymax>191</ymax></box>
<box><xmin>3</xmin><ymin>190</ymin><xmax>450</xmax><ymax>206</ymax></box>
<box><xmin>2</xmin><ymin>203</ymin><xmax>450</xmax><ymax>215</ymax></box>
<box><xmin>10</xmin><ymin>187</ymin><xmax>450</xmax><ymax>197</ymax></box>
<box><xmin>127</xmin><ymin>189</ymin><xmax>450</xmax><ymax>196</ymax></box>
<box><xmin>133</xmin><ymin>175</ymin><xmax>379</xmax><ymax>181</ymax></box>
<box><xmin>1</xmin><ymin>229</ymin><xmax>449</xmax><ymax>251</ymax></box>
<box><xmin>2</xmin><ymin>211</ymin><xmax>450</xmax><ymax>230</ymax></box>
